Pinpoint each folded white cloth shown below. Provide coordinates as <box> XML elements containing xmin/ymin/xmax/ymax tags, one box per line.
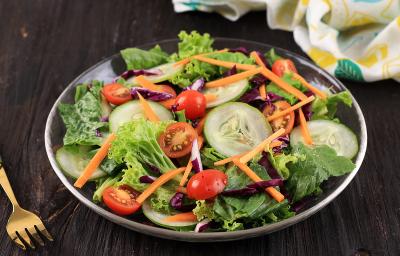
<box><xmin>173</xmin><ymin>0</ymin><xmax>400</xmax><ymax>82</ymax></box>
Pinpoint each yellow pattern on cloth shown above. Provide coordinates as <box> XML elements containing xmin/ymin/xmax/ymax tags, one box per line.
<box><xmin>173</xmin><ymin>0</ymin><xmax>400</xmax><ymax>82</ymax></box>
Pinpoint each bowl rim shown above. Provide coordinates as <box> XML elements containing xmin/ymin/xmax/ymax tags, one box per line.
<box><xmin>44</xmin><ymin>37</ymin><xmax>367</xmax><ymax>242</ymax></box>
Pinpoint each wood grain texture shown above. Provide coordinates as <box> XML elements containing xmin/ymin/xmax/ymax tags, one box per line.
<box><xmin>0</xmin><ymin>0</ymin><xmax>399</xmax><ymax>255</ymax></box>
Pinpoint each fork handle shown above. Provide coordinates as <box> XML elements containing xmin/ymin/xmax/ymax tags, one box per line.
<box><xmin>0</xmin><ymin>165</ymin><xmax>20</xmax><ymax>208</ymax></box>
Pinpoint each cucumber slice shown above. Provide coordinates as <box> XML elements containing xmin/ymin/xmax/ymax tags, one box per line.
<box><xmin>204</xmin><ymin>79</ymin><xmax>249</xmax><ymax>108</ymax></box>
<box><xmin>204</xmin><ymin>102</ymin><xmax>273</xmax><ymax>157</ymax></box>
<box><xmin>56</xmin><ymin>146</ymin><xmax>106</xmax><ymax>180</ymax></box>
<box><xmin>142</xmin><ymin>201</ymin><xmax>197</xmax><ymax>231</ymax></box>
<box><xmin>290</xmin><ymin>120</ymin><xmax>358</xmax><ymax>159</ymax></box>
<box><xmin>109</xmin><ymin>100</ymin><xmax>173</xmax><ymax>133</ymax></box>
<box><xmin>127</xmin><ymin>62</ymin><xmax>184</xmax><ymax>86</ymax></box>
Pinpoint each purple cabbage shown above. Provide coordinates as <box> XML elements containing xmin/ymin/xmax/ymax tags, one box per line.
<box><xmin>272</xmin><ymin>135</ymin><xmax>290</xmax><ymax>154</ymax></box>
<box><xmin>267</xmin><ymin>92</ymin><xmax>283</xmax><ymax>102</ymax></box>
<box><xmin>249</xmin><ymin>74</ymin><xmax>268</xmax><ymax>87</ymax></box>
<box><xmin>191</xmin><ymin>118</ymin><xmax>200</xmax><ymax>128</ymax></box>
<box><xmin>302</xmin><ymin>91</ymin><xmax>314</xmax><ymax>121</ymax></box>
<box><xmin>228</xmin><ymin>47</ymin><xmax>249</xmax><ymax>55</ymax></box>
<box><xmin>194</xmin><ymin>219</ymin><xmax>211</xmax><ymax>232</ymax></box>
<box><xmin>290</xmin><ymin>195</ymin><xmax>315</xmax><ymax>213</ymax></box>
<box><xmin>139</xmin><ymin>175</ymin><xmax>156</xmax><ymax>184</ymax></box>
<box><xmin>247</xmin><ymin>179</ymin><xmax>284</xmax><ymax>190</ymax></box>
<box><xmin>95</xmin><ymin>129</ymin><xmax>102</xmax><ymax>137</ymax></box>
<box><xmin>170</xmin><ymin>192</ymin><xmax>196</xmax><ymax>212</ymax></box>
<box><xmin>183</xmin><ymin>78</ymin><xmax>205</xmax><ymax>92</ymax></box>
<box><xmin>258</xmin><ymin>152</ymin><xmax>282</xmax><ymax>179</ymax></box>
<box><xmin>118</xmin><ymin>69</ymin><xmax>162</xmax><ymax>80</ymax></box>
<box><xmin>100</xmin><ymin>116</ymin><xmax>109</xmax><ymax>122</ymax></box>
<box><xmin>131</xmin><ymin>87</ymin><xmax>173</xmax><ymax>101</ymax></box>
<box><xmin>191</xmin><ymin>138</ymin><xmax>203</xmax><ymax>173</ymax></box>
<box><xmin>144</xmin><ymin>163</ymin><xmax>161</xmax><ymax>176</ymax></box>
<box><xmin>221</xmin><ymin>187</ymin><xmax>258</xmax><ymax>197</ymax></box>
<box><xmin>222</xmin><ymin>65</ymin><xmax>237</xmax><ymax>77</ymax></box>
<box><xmin>240</xmin><ymin>87</ymin><xmax>264</xmax><ymax>103</ymax></box>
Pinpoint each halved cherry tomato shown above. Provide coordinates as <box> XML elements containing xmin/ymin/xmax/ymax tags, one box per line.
<box><xmin>263</xmin><ymin>101</ymin><xmax>295</xmax><ymax>135</ymax></box>
<box><xmin>158</xmin><ymin>122</ymin><xmax>198</xmax><ymax>158</ymax></box>
<box><xmin>102</xmin><ymin>185</ymin><xmax>141</xmax><ymax>215</ymax></box>
<box><xmin>186</xmin><ymin>169</ymin><xmax>228</xmax><ymax>200</ymax></box>
<box><xmin>102</xmin><ymin>83</ymin><xmax>132</xmax><ymax>105</ymax></box>
<box><xmin>271</xmin><ymin>59</ymin><xmax>298</xmax><ymax>77</ymax></box>
<box><xmin>157</xmin><ymin>84</ymin><xmax>177</xmax><ymax>97</ymax></box>
<box><xmin>175</xmin><ymin>90</ymin><xmax>206</xmax><ymax>120</ymax></box>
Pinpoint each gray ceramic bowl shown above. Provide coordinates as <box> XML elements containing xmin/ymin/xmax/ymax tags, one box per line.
<box><xmin>44</xmin><ymin>38</ymin><xmax>367</xmax><ymax>242</ymax></box>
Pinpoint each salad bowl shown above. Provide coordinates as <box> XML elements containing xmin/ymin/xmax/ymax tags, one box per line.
<box><xmin>45</xmin><ymin>38</ymin><xmax>367</xmax><ymax>242</ymax></box>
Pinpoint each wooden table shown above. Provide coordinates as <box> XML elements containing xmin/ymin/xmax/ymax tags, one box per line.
<box><xmin>1</xmin><ymin>1</ymin><xmax>399</xmax><ymax>255</ymax></box>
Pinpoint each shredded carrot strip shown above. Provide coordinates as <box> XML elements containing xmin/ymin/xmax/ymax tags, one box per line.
<box><xmin>267</xmin><ymin>96</ymin><xmax>315</xmax><ymax>122</ymax></box>
<box><xmin>194</xmin><ymin>55</ymin><xmax>257</xmax><ymax>71</ymax></box>
<box><xmin>239</xmin><ymin>128</ymin><xmax>286</xmax><ymax>164</ymax></box>
<box><xmin>270</xmin><ymin>140</ymin><xmax>283</xmax><ymax>148</ymax></box>
<box><xmin>159</xmin><ymin>98</ymin><xmax>176</xmax><ymax>109</ymax></box>
<box><xmin>173</xmin><ymin>49</ymin><xmax>229</xmax><ymax>67</ymax></box>
<box><xmin>204</xmin><ymin>94</ymin><xmax>217</xmax><ymax>103</ymax></box>
<box><xmin>214</xmin><ymin>152</ymin><xmax>248</xmax><ymax>166</ymax></box>
<box><xmin>136</xmin><ymin>167</ymin><xmax>186</xmax><ymax>204</ymax></box>
<box><xmin>232</xmin><ymin>158</ymin><xmax>285</xmax><ymax>202</ymax></box>
<box><xmin>179</xmin><ymin>161</ymin><xmax>193</xmax><ymax>187</ymax></box>
<box><xmin>74</xmin><ymin>133</ymin><xmax>116</xmax><ymax>188</ymax></box>
<box><xmin>197</xmin><ymin>135</ymin><xmax>204</xmax><ymax>149</ymax></box>
<box><xmin>176</xmin><ymin>186</ymin><xmax>187</xmax><ymax>194</ymax></box>
<box><xmin>195</xmin><ymin>116</ymin><xmax>206</xmax><ymax>135</ymax></box>
<box><xmin>298</xmin><ymin>108</ymin><xmax>313</xmax><ymax>145</ymax></box>
<box><xmin>206</xmin><ymin>67</ymin><xmax>262</xmax><ymax>88</ymax></box>
<box><xmin>261</xmin><ymin>68</ymin><xmax>308</xmax><ymax>101</ymax></box>
<box><xmin>292</xmin><ymin>73</ymin><xmax>327</xmax><ymax>99</ymax></box>
<box><xmin>163</xmin><ymin>212</ymin><xmax>198</xmax><ymax>223</ymax></box>
<box><xmin>250</xmin><ymin>51</ymin><xmax>266</xmax><ymax>68</ymax></box>
<box><xmin>259</xmin><ymin>84</ymin><xmax>267</xmax><ymax>100</ymax></box>
<box><xmin>137</xmin><ymin>93</ymin><xmax>160</xmax><ymax>122</ymax></box>
<box><xmin>135</xmin><ymin>75</ymin><xmax>161</xmax><ymax>91</ymax></box>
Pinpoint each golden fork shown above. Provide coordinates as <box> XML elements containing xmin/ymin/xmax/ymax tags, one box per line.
<box><xmin>0</xmin><ymin>155</ymin><xmax>53</xmax><ymax>250</ymax></box>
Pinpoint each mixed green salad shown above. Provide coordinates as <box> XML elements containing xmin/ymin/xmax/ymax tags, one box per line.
<box><xmin>56</xmin><ymin>31</ymin><xmax>358</xmax><ymax>232</ymax></box>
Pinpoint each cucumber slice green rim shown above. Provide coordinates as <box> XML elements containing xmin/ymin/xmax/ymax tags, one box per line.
<box><xmin>109</xmin><ymin>100</ymin><xmax>174</xmax><ymax>133</ymax></box>
<box><xmin>204</xmin><ymin>102</ymin><xmax>273</xmax><ymax>157</ymax></box>
<box><xmin>204</xmin><ymin>79</ymin><xmax>249</xmax><ymax>108</ymax></box>
<box><xmin>127</xmin><ymin>62</ymin><xmax>184</xmax><ymax>86</ymax></box>
<box><xmin>56</xmin><ymin>146</ymin><xmax>106</xmax><ymax>180</ymax></box>
<box><xmin>290</xmin><ymin>120</ymin><xmax>359</xmax><ymax>159</ymax></box>
<box><xmin>142</xmin><ymin>201</ymin><xmax>197</xmax><ymax>231</ymax></box>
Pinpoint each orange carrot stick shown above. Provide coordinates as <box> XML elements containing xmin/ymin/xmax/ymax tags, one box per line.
<box><xmin>136</xmin><ymin>167</ymin><xmax>186</xmax><ymax>204</ymax></box>
<box><xmin>232</xmin><ymin>158</ymin><xmax>285</xmax><ymax>202</ymax></box>
<box><xmin>250</xmin><ymin>51</ymin><xmax>267</xmax><ymax>68</ymax></box>
<box><xmin>137</xmin><ymin>93</ymin><xmax>160</xmax><ymax>122</ymax></box>
<box><xmin>292</xmin><ymin>73</ymin><xmax>327</xmax><ymax>99</ymax></box>
<box><xmin>259</xmin><ymin>84</ymin><xmax>267</xmax><ymax>100</ymax></box>
<box><xmin>159</xmin><ymin>98</ymin><xmax>176</xmax><ymax>109</ymax></box>
<box><xmin>173</xmin><ymin>49</ymin><xmax>229</xmax><ymax>67</ymax></box>
<box><xmin>204</xmin><ymin>94</ymin><xmax>217</xmax><ymax>103</ymax></box>
<box><xmin>163</xmin><ymin>212</ymin><xmax>198</xmax><ymax>222</ymax></box>
<box><xmin>239</xmin><ymin>128</ymin><xmax>286</xmax><ymax>164</ymax></box>
<box><xmin>194</xmin><ymin>116</ymin><xmax>206</xmax><ymax>135</ymax></box>
<box><xmin>298</xmin><ymin>108</ymin><xmax>313</xmax><ymax>145</ymax></box>
<box><xmin>205</xmin><ymin>67</ymin><xmax>262</xmax><ymax>88</ymax></box>
<box><xmin>179</xmin><ymin>161</ymin><xmax>193</xmax><ymax>187</ymax></box>
<box><xmin>214</xmin><ymin>152</ymin><xmax>248</xmax><ymax>166</ymax></box>
<box><xmin>74</xmin><ymin>133</ymin><xmax>116</xmax><ymax>188</ymax></box>
<box><xmin>135</xmin><ymin>75</ymin><xmax>161</xmax><ymax>92</ymax></box>
<box><xmin>270</xmin><ymin>140</ymin><xmax>283</xmax><ymax>148</ymax></box>
<box><xmin>194</xmin><ymin>55</ymin><xmax>257</xmax><ymax>71</ymax></box>
<box><xmin>267</xmin><ymin>96</ymin><xmax>315</xmax><ymax>122</ymax></box>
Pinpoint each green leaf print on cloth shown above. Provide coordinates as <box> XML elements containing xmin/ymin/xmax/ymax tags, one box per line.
<box><xmin>334</xmin><ymin>59</ymin><xmax>364</xmax><ymax>82</ymax></box>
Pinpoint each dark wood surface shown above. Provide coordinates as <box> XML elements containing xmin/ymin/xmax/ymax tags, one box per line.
<box><xmin>0</xmin><ymin>0</ymin><xmax>399</xmax><ymax>255</ymax></box>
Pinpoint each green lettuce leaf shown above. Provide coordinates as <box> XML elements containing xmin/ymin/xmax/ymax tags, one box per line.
<box><xmin>286</xmin><ymin>143</ymin><xmax>356</xmax><ymax>202</ymax></box>
<box><xmin>59</xmin><ymin>82</ymin><xmax>107</xmax><ymax>146</ymax></box>
<box><xmin>200</xmin><ymin>147</ymin><xmax>227</xmax><ymax>171</ymax></box>
<box><xmin>267</xmin><ymin>73</ymin><xmax>307</xmax><ymax>104</ymax></box>
<box><xmin>264</xmin><ymin>48</ymin><xmax>282</xmax><ymax>66</ymax></box>
<box><xmin>121</xmin><ymin>45</ymin><xmax>169</xmax><ymax>70</ymax></box>
<box><xmin>109</xmin><ymin>119</ymin><xmax>176</xmax><ymax>173</ymax></box>
<box><xmin>268</xmin><ymin>151</ymin><xmax>300</xmax><ymax>180</ymax></box>
<box><xmin>171</xmin><ymin>31</ymin><xmax>214</xmax><ymax>61</ymax></box>
<box><xmin>193</xmin><ymin>200</ymin><xmax>215</xmax><ymax>221</ymax></box>
<box><xmin>171</xmin><ymin>51</ymin><xmax>254</xmax><ymax>87</ymax></box>
<box><xmin>311</xmin><ymin>91</ymin><xmax>353</xmax><ymax>120</ymax></box>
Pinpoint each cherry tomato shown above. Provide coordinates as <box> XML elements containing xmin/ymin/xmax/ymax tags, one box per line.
<box><xmin>187</xmin><ymin>169</ymin><xmax>228</xmax><ymax>200</ymax></box>
<box><xmin>102</xmin><ymin>185</ymin><xmax>141</xmax><ymax>215</ymax></box>
<box><xmin>157</xmin><ymin>84</ymin><xmax>177</xmax><ymax>97</ymax></box>
<box><xmin>102</xmin><ymin>83</ymin><xmax>132</xmax><ymax>105</ymax></box>
<box><xmin>263</xmin><ymin>101</ymin><xmax>295</xmax><ymax>135</ymax></box>
<box><xmin>175</xmin><ymin>90</ymin><xmax>206</xmax><ymax>120</ymax></box>
<box><xmin>271</xmin><ymin>59</ymin><xmax>298</xmax><ymax>77</ymax></box>
<box><xmin>158</xmin><ymin>122</ymin><xmax>198</xmax><ymax>158</ymax></box>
